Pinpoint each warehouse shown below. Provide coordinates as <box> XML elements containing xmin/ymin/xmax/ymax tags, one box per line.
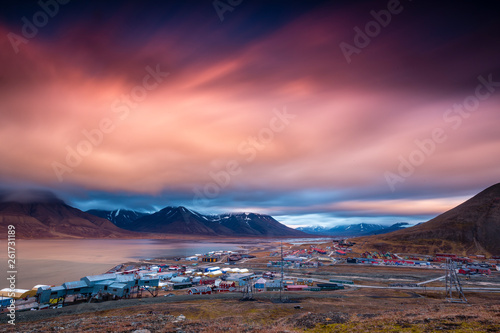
<box><xmin>202</xmin><ymin>256</ymin><xmax>219</xmax><ymax>262</ymax></box>
<box><xmin>265</xmin><ymin>280</ymin><xmax>283</xmax><ymax>291</ymax></box>
<box><xmin>171</xmin><ymin>276</ymin><xmax>190</xmax><ymax>283</ymax></box>
<box><xmin>173</xmin><ymin>282</ymin><xmax>193</xmax><ymax>290</ymax></box>
<box><xmin>317</xmin><ymin>283</ymin><xmax>344</xmax><ymax>290</ymax></box>
<box><xmin>225</xmin><ymin>273</ymin><xmax>255</xmax><ymax>286</ymax></box>
<box><xmin>0</xmin><ymin>288</ymin><xmax>37</xmax><ymax>300</ymax></box>
<box><xmin>286</xmin><ymin>285</ymin><xmax>309</xmax><ymax>291</ymax></box>
<box><xmin>36</xmin><ymin>273</ymin><xmax>160</xmax><ymax>304</ymax></box>
<box><xmin>62</xmin><ymin>280</ymin><xmax>93</xmax><ymax>295</ymax></box>
<box><xmin>187</xmin><ymin>286</ymin><xmax>212</xmax><ymax>295</ymax></box>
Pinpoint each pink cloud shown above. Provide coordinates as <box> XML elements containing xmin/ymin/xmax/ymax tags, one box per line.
<box><xmin>0</xmin><ymin>1</ymin><xmax>499</xmax><ymax>221</ymax></box>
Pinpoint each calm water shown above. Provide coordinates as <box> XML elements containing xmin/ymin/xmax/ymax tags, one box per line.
<box><xmin>0</xmin><ymin>239</ymin><xmax>239</xmax><ymax>289</ymax></box>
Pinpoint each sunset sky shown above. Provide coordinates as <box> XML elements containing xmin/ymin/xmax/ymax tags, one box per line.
<box><xmin>1</xmin><ymin>0</ymin><xmax>500</xmax><ymax>227</ymax></box>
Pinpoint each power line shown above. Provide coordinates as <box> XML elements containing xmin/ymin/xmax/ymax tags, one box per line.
<box><xmin>445</xmin><ymin>258</ymin><xmax>467</xmax><ymax>303</ymax></box>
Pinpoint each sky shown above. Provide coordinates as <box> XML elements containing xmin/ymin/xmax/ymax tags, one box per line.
<box><xmin>1</xmin><ymin>0</ymin><xmax>500</xmax><ymax>228</ymax></box>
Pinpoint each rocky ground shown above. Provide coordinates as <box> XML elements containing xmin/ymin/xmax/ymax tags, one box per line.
<box><xmin>1</xmin><ymin>289</ymin><xmax>499</xmax><ymax>332</ymax></box>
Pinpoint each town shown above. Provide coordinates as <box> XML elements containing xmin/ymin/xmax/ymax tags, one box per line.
<box><xmin>1</xmin><ymin>240</ymin><xmax>499</xmax><ymax>314</ymax></box>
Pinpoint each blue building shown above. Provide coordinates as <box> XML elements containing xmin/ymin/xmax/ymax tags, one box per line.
<box><xmin>36</xmin><ymin>273</ymin><xmax>159</xmax><ymax>304</ymax></box>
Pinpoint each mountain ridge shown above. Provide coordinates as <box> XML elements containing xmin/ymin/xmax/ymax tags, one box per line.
<box><xmin>118</xmin><ymin>206</ymin><xmax>306</xmax><ymax>237</ymax></box>
<box><xmin>297</xmin><ymin>222</ymin><xmax>412</xmax><ymax>237</ymax></box>
<box><xmin>0</xmin><ymin>199</ymin><xmax>135</xmax><ymax>239</ymax></box>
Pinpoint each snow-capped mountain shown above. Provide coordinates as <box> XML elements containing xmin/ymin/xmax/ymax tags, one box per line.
<box><xmin>115</xmin><ymin>206</ymin><xmax>306</xmax><ymax>237</ymax></box>
<box><xmin>0</xmin><ymin>191</ymin><xmax>135</xmax><ymax>239</ymax></box>
<box><xmin>297</xmin><ymin>223</ymin><xmax>412</xmax><ymax>237</ymax></box>
<box><xmin>86</xmin><ymin>209</ymin><xmax>149</xmax><ymax>228</ymax></box>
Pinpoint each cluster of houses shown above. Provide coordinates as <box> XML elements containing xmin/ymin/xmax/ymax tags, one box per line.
<box><xmin>182</xmin><ymin>250</ymin><xmax>251</xmax><ymax>263</ymax></box>
<box><xmin>345</xmin><ymin>257</ymin><xmax>431</xmax><ymax>267</ymax></box>
<box><xmin>185</xmin><ymin>275</ymin><xmax>348</xmax><ymax>295</ymax></box>
<box><xmin>269</xmin><ymin>245</ymin><xmax>339</xmax><ymax>259</ymax></box>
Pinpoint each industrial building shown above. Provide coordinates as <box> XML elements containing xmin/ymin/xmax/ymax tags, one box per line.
<box><xmin>36</xmin><ymin>273</ymin><xmax>159</xmax><ymax>304</ymax></box>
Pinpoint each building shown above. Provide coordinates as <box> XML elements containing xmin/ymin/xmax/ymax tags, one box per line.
<box><xmin>283</xmin><ymin>256</ymin><xmax>305</xmax><ymax>262</ymax></box>
<box><xmin>171</xmin><ymin>276</ymin><xmax>190</xmax><ymax>283</ymax></box>
<box><xmin>265</xmin><ymin>280</ymin><xmax>282</xmax><ymax>291</ymax></box>
<box><xmin>0</xmin><ymin>288</ymin><xmax>37</xmax><ymax>300</ymax></box>
<box><xmin>329</xmin><ymin>279</ymin><xmax>354</xmax><ymax>285</ymax></box>
<box><xmin>435</xmin><ymin>253</ymin><xmax>458</xmax><ymax>259</ymax></box>
<box><xmin>173</xmin><ymin>282</ymin><xmax>192</xmax><ymax>290</ymax></box>
<box><xmin>254</xmin><ymin>278</ymin><xmax>266</xmax><ymax>290</ymax></box>
<box><xmin>202</xmin><ymin>256</ymin><xmax>218</xmax><ymax>262</ymax></box>
<box><xmin>199</xmin><ymin>279</ymin><xmax>216</xmax><ymax>285</ymax></box>
<box><xmin>62</xmin><ymin>280</ymin><xmax>93</xmax><ymax>296</ymax></box>
<box><xmin>296</xmin><ymin>279</ymin><xmax>314</xmax><ymax>286</ymax></box>
<box><xmin>156</xmin><ymin>272</ymin><xmax>177</xmax><ymax>280</ymax></box>
<box><xmin>467</xmin><ymin>266</ymin><xmax>491</xmax><ymax>275</ymax></box>
<box><xmin>217</xmin><ymin>281</ymin><xmax>237</xmax><ymax>292</ymax></box>
<box><xmin>0</xmin><ymin>297</ymin><xmax>13</xmax><ymax>308</ymax></box>
<box><xmin>317</xmin><ymin>283</ymin><xmax>344</xmax><ymax>290</ymax></box>
<box><xmin>312</xmin><ymin>248</ymin><xmax>327</xmax><ymax>255</ymax></box>
<box><xmin>36</xmin><ymin>273</ymin><xmax>159</xmax><ymax>304</ymax></box>
<box><xmin>458</xmin><ymin>268</ymin><xmax>471</xmax><ymax>275</ymax></box>
<box><xmin>285</xmin><ymin>285</ymin><xmax>309</xmax><ymax>291</ymax></box>
<box><xmin>207</xmin><ymin>270</ymin><xmax>223</xmax><ymax>278</ymax></box>
<box><xmin>187</xmin><ymin>286</ymin><xmax>212</xmax><ymax>295</ymax></box>
<box><xmin>225</xmin><ymin>273</ymin><xmax>255</xmax><ymax>286</ymax></box>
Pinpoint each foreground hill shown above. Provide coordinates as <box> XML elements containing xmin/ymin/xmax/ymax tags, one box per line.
<box><xmin>355</xmin><ymin>183</ymin><xmax>500</xmax><ymax>255</ymax></box>
<box><xmin>0</xmin><ymin>190</ymin><xmax>134</xmax><ymax>239</ymax></box>
<box><xmin>125</xmin><ymin>206</ymin><xmax>306</xmax><ymax>237</ymax></box>
<box><xmin>297</xmin><ymin>223</ymin><xmax>411</xmax><ymax>237</ymax></box>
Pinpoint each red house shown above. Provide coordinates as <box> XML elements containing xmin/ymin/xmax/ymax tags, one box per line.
<box><xmin>468</xmin><ymin>266</ymin><xmax>491</xmax><ymax>275</ymax></box>
<box><xmin>217</xmin><ymin>282</ymin><xmax>237</xmax><ymax>293</ymax></box>
<box><xmin>458</xmin><ymin>268</ymin><xmax>471</xmax><ymax>275</ymax></box>
<box><xmin>285</xmin><ymin>285</ymin><xmax>309</xmax><ymax>291</ymax></box>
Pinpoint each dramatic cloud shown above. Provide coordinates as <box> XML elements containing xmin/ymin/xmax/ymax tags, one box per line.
<box><xmin>1</xmin><ymin>1</ymin><xmax>499</xmax><ymax>226</ymax></box>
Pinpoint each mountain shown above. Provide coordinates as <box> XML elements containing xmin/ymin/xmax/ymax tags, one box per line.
<box><xmin>296</xmin><ymin>225</ymin><xmax>330</xmax><ymax>235</ymax></box>
<box><xmin>297</xmin><ymin>223</ymin><xmax>411</xmax><ymax>237</ymax></box>
<box><xmin>0</xmin><ymin>190</ymin><xmax>135</xmax><ymax>239</ymax></box>
<box><xmin>86</xmin><ymin>209</ymin><xmax>149</xmax><ymax>228</ymax></box>
<box><xmin>369</xmin><ymin>223</ymin><xmax>413</xmax><ymax>235</ymax></box>
<box><xmin>122</xmin><ymin>206</ymin><xmax>306</xmax><ymax>237</ymax></box>
<box><xmin>356</xmin><ymin>183</ymin><xmax>500</xmax><ymax>255</ymax></box>
<box><xmin>212</xmin><ymin>212</ymin><xmax>306</xmax><ymax>236</ymax></box>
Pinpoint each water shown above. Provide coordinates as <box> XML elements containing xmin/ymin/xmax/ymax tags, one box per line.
<box><xmin>0</xmin><ymin>239</ymin><xmax>239</xmax><ymax>289</ymax></box>
<box><xmin>274</xmin><ymin>237</ymin><xmax>334</xmax><ymax>245</ymax></box>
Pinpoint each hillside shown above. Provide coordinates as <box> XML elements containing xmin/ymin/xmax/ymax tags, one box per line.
<box><xmin>354</xmin><ymin>183</ymin><xmax>500</xmax><ymax>255</ymax></box>
<box><xmin>126</xmin><ymin>206</ymin><xmax>306</xmax><ymax>237</ymax></box>
<box><xmin>0</xmin><ymin>189</ymin><xmax>306</xmax><ymax>238</ymax></box>
<box><xmin>0</xmin><ymin>191</ymin><xmax>135</xmax><ymax>239</ymax></box>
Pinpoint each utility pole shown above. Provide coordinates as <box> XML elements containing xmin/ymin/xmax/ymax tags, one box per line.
<box><xmin>445</xmin><ymin>258</ymin><xmax>467</xmax><ymax>303</ymax></box>
<box><xmin>280</xmin><ymin>241</ymin><xmax>284</xmax><ymax>302</ymax></box>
